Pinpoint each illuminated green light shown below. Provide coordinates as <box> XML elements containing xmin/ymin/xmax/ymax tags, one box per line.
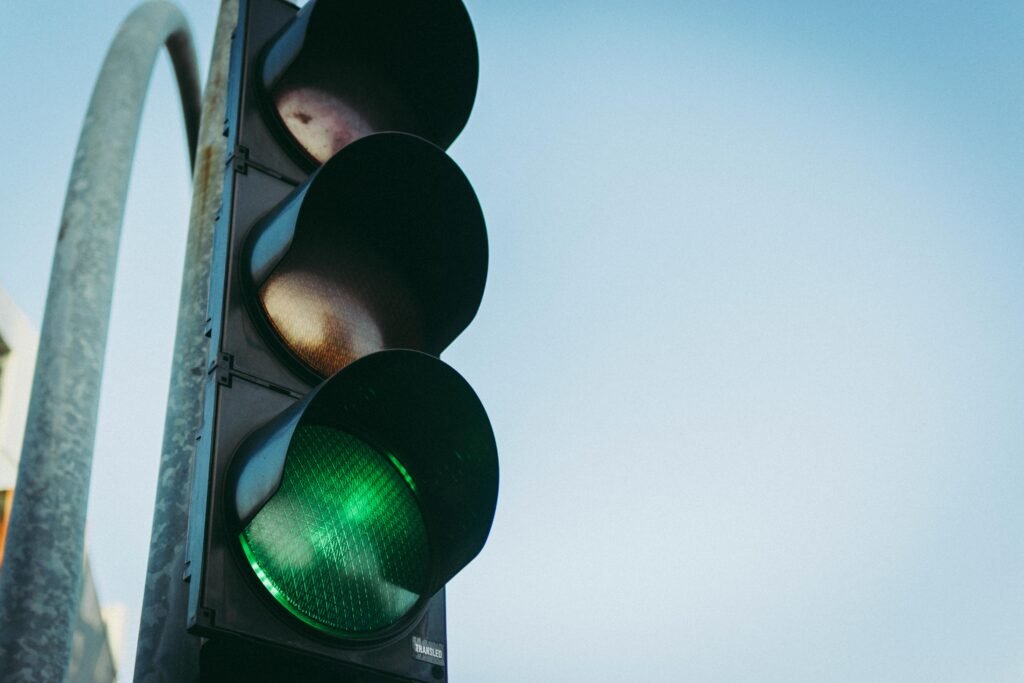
<box><xmin>240</xmin><ymin>425</ymin><xmax>429</xmax><ymax>636</ymax></box>
<box><xmin>388</xmin><ymin>453</ymin><xmax>418</xmax><ymax>494</ymax></box>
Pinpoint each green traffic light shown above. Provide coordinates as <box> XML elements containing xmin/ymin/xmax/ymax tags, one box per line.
<box><xmin>239</xmin><ymin>425</ymin><xmax>429</xmax><ymax>637</ymax></box>
<box><xmin>225</xmin><ymin>350</ymin><xmax>498</xmax><ymax>646</ymax></box>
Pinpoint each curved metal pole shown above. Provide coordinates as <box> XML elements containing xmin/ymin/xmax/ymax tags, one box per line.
<box><xmin>0</xmin><ymin>3</ymin><xmax>200</xmax><ymax>681</ymax></box>
<box><xmin>134</xmin><ymin>1</ymin><xmax>238</xmax><ymax>680</ymax></box>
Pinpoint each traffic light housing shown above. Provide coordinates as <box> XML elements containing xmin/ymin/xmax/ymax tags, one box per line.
<box><xmin>185</xmin><ymin>0</ymin><xmax>497</xmax><ymax>679</ymax></box>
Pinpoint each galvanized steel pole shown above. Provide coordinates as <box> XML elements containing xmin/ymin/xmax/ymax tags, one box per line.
<box><xmin>0</xmin><ymin>3</ymin><xmax>200</xmax><ymax>681</ymax></box>
<box><xmin>134</xmin><ymin>1</ymin><xmax>237</xmax><ymax>680</ymax></box>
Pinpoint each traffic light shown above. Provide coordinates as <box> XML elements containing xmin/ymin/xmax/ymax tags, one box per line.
<box><xmin>185</xmin><ymin>0</ymin><xmax>497</xmax><ymax>680</ymax></box>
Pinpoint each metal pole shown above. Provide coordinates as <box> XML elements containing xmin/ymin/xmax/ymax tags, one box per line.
<box><xmin>134</xmin><ymin>1</ymin><xmax>238</xmax><ymax>680</ymax></box>
<box><xmin>0</xmin><ymin>4</ymin><xmax>200</xmax><ymax>681</ymax></box>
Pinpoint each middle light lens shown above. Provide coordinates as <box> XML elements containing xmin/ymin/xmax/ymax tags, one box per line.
<box><xmin>258</xmin><ymin>237</ymin><xmax>424</xmax><ymax>377</ymax></box>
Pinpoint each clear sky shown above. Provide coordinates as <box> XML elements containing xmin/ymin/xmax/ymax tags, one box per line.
<box><xmin>1</xmin><ymin>1</ymin><xmax>1022</xmax><ymax>681</ymax></box>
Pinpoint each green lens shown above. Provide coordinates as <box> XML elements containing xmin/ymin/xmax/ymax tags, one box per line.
<box><xmin>240</xmin><ymin>425</ymin><xmax>429</xmax><ymax>636</ymax></box>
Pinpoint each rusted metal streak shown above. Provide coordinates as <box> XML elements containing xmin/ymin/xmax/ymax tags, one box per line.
<box><xmin>134</xmin><ymin>2</ymin><xmax>238</xmax><ymax>681</ymax></box>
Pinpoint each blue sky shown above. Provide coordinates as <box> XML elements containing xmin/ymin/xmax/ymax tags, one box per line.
<box><xmin>1</xmin><ymin>1</ymin><xmax>1022</xmax><ymax>680</ymax></box>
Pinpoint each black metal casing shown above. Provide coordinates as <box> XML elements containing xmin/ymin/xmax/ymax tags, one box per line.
<box><xmin>185</xmin><ymin>0</ymin><xmax>495</xmax><ymax>680</ymax></box>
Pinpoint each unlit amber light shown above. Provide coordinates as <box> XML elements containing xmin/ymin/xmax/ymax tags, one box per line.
<box><xmin>257</xmin><ymin>238</ymin><xmax>424</xmax><ymax>377</ymax></box>
<box><xmin>260</xmin><ymin>270</ymin><xmax>384</xmax><ymax>376</ymax></box>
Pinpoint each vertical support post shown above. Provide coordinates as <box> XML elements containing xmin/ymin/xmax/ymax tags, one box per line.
<box><xmin>134</xmin><ymin>2</ymin><xmax>238</xmax><ymax>681</ymax></box>
<box><xmin>0</xmin><ymin>3</ymin><xmax>200</xmax><ymax>681</ymax></box>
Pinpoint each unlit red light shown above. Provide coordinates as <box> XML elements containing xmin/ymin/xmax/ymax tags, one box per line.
<box><xmin>273</xmin><ymin>86</ymin><xmax>375</xmax><ymax>163</ymax></box>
